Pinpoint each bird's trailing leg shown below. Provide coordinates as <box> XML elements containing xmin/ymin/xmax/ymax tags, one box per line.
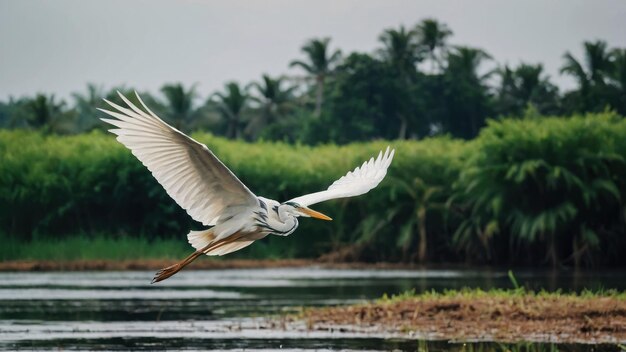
<box><xmin>151</xmin><ymin>232</ymin><xmax>247</xmax><ymax>283</ymax></box>
<box><xmin>151</xmin><ymin>249</ymin><xmax>205</xmax><ymax>284</ymax></box>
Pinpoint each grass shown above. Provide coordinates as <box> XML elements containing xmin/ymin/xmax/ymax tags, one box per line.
<box><xmin>0</xmin><ymin>233</ymin><xmax>304</xmax><ymax>261</ymax></box>
<box><xmin>377</xmin><ymin>270</ymin><xmax>626</xmax><ymax>303</ymax></box>
<box><xmin>0</xmin><ymin>235</ymin><xmax>191</xmax><ymax>261</ymax></box>
<box><xmin>378</xmin><ymin>287</ymin><xmax>626</xmax><ymax>304</ymax></box>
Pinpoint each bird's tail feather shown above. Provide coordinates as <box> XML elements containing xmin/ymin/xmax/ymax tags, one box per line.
<box><xmin>206</xmin><ymin>240</ymin><xmax>254</xmax><ymax>256</ymax></box>
<box><xmin>188</xmin><ymin>228</ymin><xmax>254</xmax><ymax>256</ymax></box>
<box><xmin>187</xmin><ymin>228</ymin><xmax>216</xmax><ymax>251</ymax></box>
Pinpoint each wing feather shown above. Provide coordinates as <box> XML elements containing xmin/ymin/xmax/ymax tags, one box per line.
<box><xmin>99</xmin><ymin>91</ymin><xmax>257</xmax><ymax>226</ymax></box>
<box><xmin>288</xmin><ymin>147</ymin><xmax>395</xmax><ymax>207</ymax></box>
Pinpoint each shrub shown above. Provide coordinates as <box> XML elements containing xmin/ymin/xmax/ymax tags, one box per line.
<box><xmin>0</xmin><ymin>129</ymin><xmax>463</xmax><ymax>259</ymax></box>
<box><xmin>453</xmin><ymin>112</ymin><xmax>626</xmax><ymax>267</ymax></box>
<box><xmin>2</xmin><ymin>112</ymin><xmax>626</xmax><ymax>266</ymax></box>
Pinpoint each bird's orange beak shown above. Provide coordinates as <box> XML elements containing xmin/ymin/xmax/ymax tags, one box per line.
<box><xmin>299</xmin><ymin>207</ymin><xmax>332</xmax><ymax>221</ymax></box>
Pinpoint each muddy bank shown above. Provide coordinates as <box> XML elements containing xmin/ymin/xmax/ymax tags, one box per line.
<box><xmin>289</xmin><ymin>291</ymin><xmax>626</xmax><ymax>344</ymax></box>
<box><xmin>0</xmin><ymin>258</ymin><xmax>428</xmax><ymax>271</ymax></box>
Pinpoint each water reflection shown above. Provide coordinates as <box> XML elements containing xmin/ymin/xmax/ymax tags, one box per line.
<box><xmin>0</xmin><ymin>267</ymin><xmax>623</xmax><ymax>350</ymax></box>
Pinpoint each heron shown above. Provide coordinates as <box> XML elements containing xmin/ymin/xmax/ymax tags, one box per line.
<box><xmin>98</xmin><ymin>92</ymin><xmax>395</xmax><ymax>283</ymax></box>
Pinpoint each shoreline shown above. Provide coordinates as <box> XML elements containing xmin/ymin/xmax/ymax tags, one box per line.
<box><xmin>0</xmin><ymin>258</ymin><xmax>434</xmax><ymax>272</ymax></box>
<box><xmin>285</xmin><ymin>289</ymin><xmax>626</xmax><ymax>344</ymax></box>
<box><xmin>2</xmin><ymin>258</ymin><xmax>625</xmax><ymax>273</ymax></box>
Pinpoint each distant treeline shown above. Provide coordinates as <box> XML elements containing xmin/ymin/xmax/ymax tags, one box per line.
<box><xmin>0</xmin><ymin>18</ymin><xmax>625</xmax><ymax>143</ymax></box>
<box><xmin>2</xmin><ymin>112</ymin><xmax>626</xmax><ymax>267</ymax></box>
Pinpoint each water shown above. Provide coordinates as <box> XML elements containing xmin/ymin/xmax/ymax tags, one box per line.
<box><xmin>0</xmin><ymin>267</ymin><xmax>623</xmax><ymax>351</ymax></box>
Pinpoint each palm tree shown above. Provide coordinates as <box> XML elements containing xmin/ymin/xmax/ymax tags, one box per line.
<box><xmin>0</xmin><ymin>101</ymin><xmax>9</xmax><ymax>128</ymax></box>
<box><xmin>377</xmin><ymin>26</ymin><xmax>421</xmax><ymax>139</ymax></box>
<box><xmin>391</xmin><ymin>176</ymin><xmax>443</xmax><ymax>263</ymax></box>
<box><xmin>560</xmin><ymin>40</ymin><xmax>613</xmax><ymax>112</ymax></box>
<box><xmin>1</xmin><ymin>97</ymin><xmax>29</xmax><ymax>129</ymax></box>
<box><xmin>443</xmin><ymin>46</ymin><xmax>493</xmax><ymax>138</ymax></box>
<box><xmin>24</xmin><ymin>94</ymin><xmax>71</xmax><ymax>133</ymax></box>
<box><xmin>609</xmin><ymin>48</ymin><xmax>626</xmax><ymax>115</ymax></box>
<box><xmin>72</xmin><ymin>83</ymin><xmax>105</xmax><ymax>132</ymax></box>
<box><xmin>377</xmin><ymin>26</ymin><xmax>420</xmax><ymax>75</ymax></box>
<box><xmin>160</xmin><ymin>83</ymin><xmax>197</xmax><ymax>132</ymax></box>
<box><xmin>515</xmin><ymin>64</ymin><xmax>560</xmax><ymax>114</ymax></box>
<box><xmin>414</xmin><ymin>18</ymin><xmax>453</xmax><ymax>73</ymax></box>
<box><xmin>211</xmin><ymin>82</ymin><xmax>248</xmax><ymax>139</ymax></box>
<box><xmin>289</xmin><ymin>37</ymin><xmax>342</xmax><ymax>117</ymax></box>
<box><xmin>512</xmin><ymin>64</ymin><xmax>544</xmax><ymax>99</ymax></box>
<box><xmin>245</xmin><ymin>74</ymin><xmax>296</xmax><ymax>138</ymax></box>
<box><xmin>610</xmin><ymin>49</ymin><xmax>626</xmax><ymax>89</ymax></box>
<box><xmin>494</xmin><ymin>65</ymin><xmax>517</xmax><ymax>114</ymax></box>
<box><xmin>495</xmin><ymin>63</ymin><xmax>559</xmax><ymax>116</ymax></box>
<box><xmin>447</xmin><ymin>47</ymin><xmax>492</xmax><ymax>76</ymax></box>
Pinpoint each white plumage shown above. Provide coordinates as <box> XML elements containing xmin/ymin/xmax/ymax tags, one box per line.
<box><xmin>288</xmin><ymin>147</ymin><xmax>394</xmax><ymax>207</ymax></box>
<box><xmin>99</xmin><ymin>92</ymin><xmax>395</xmax><ymax>283</ymax></box>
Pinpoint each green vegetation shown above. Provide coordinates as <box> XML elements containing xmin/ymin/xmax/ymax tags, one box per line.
<box><xmin>375</xmin><ymin>271</ymin><xmax>626</xmax><ymax>300</ymax></box>
<box><xmin>0</xmin><ymin>235</ymin><xmax>190</xmax><ymax>261</ymax></box>
<box><xmin>1</xmin><ymin>19</ymin><xmax>625</xmax><ymax>143</ymax></box>
<box><xmin>453</xmin><ymin>113</ymin><xmax>626</xmax><ymax>267</ymax></box>
<box><xmin>2</xmin><ymin>112</ymin><xmax>626</xmax><ymax>266</ymax></box>
<box><xmin>379</xmin><ymin>287</ymin><xmax>626</xmax><ymax>304</ymax></box>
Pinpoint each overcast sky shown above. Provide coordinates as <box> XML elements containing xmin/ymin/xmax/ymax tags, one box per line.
<box><xmin>1</xmin><ymin>0</ymin><xmax>625</xmax><ymax>101</ymax></box>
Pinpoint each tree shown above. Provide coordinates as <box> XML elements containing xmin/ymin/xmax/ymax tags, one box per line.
<box><xmin>0</xmin><ymin>101</ymin><xmax>9</xmax><ymax>128</ymax></box>
<box><xmin>72</xmin><ymin>83</ymin><xmax>105</xmax><ymax>132</ymax></box>
<box><xmin>414</xmin><ymin>18</ymin><xmax>453</xmax><ymax>73</ymax></box>
<box><xmin>160</xmin><ymin>83</ymin><xmax>198</xmax><ymax>132</ymax></box>
<box><xmin>495</xmin><ymin>63</ymin><xmax>560</xmax><ymax>116</ymax></box>
<box><xmin>319</xmin><ymin>50</ymin><xmax>430</xmax><ymax>142</ymax></box>
<box><xmin>211</xmin><ymin>82</ymin><xmax>248</xmax><ymax>139</ymax></box>
<box><xmin>23</xmin><ymin>94</ymin><xmax>72</xmax><ymax>134</ymax></box>
<box><xmin>442</xmin><ymin>46</ymin><xmax>493</xmax><ymax>138</ymax></box>
<box><xmin>321</xmin><ymin>53</ymin><xmax>410</xmax><ymax>143</ymax></box>
<box><xmin>560</xmin><ymin>40</ymin><xmax>613</xmax><ymax>113</ymax></box>
<box><xmin>391</xmin><ymin>176</ymin><xmax>443</xmax><ymax>263</ymax></box>
<box><xmin>245</xmin><ymin>74</ymin><xmax>296</xmax><ymax>138</ymax></box>
<box><xmin>377</xmin><ymin>25</ymin><xmax>420</xmax><ymax>75</ymax></box>
<box><xmin>0</xmin><ymin>97</ymin><xmax>30</xmax><ymax>129</ymax></box>
<box><xmin>289</xmin><ymin>38</ymin><xmax>342</xmax><ymax>117</ymax></box>
<box><xmin>377</xmin><ymin>26</ymin><xmax>424</xmax><ymax>139</ymax></box>
<box><xmin>608</xmin><ymin>48</ymin><xmax>626</xmax><ymax>115</ymax></box>
<box><xmin>610</xmin><ymin>48</ymin><xmax>626</xmax><ymax>91</ymax></box>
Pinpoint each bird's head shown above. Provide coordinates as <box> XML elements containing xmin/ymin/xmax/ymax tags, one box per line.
<box><xmin>281</xmin><ymin>202</ymin><xmax>332</xmax><ymax>221</ymax></box>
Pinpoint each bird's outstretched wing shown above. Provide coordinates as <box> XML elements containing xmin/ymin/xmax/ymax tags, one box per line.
<box><xmin>288</xmin><ymin>147</ymin><xmax>395</xmax><ymax>207</ymax></box>
<box><xmin>98</xmin><ymin>92</ymin><xmax>257</xmax><ymax>226</ymax></box>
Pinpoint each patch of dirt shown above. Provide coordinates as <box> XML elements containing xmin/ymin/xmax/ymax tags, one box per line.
<box><xmin>289</xmin><ymin>294</ymin><xmax>626</xmax><ymax>344</ymax></box>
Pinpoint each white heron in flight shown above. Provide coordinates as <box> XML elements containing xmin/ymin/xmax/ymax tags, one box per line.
<box><xmin>98</xmin><ymin>92</ymin><xmax>395</xmax><ymax>283</ymax></box>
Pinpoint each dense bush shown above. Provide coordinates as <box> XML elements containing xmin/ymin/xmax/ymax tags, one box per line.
<box><xmin>453</xmin><ymin>112</ymin><xmax>626</xmax><ymax>267</ymax></box>
<box><xmin>1</xmin><ymin>112</ymin><xmax>625</xmax><ymax>266</ymax></box>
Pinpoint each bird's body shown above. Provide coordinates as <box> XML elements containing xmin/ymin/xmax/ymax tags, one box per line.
<box><xmin>185</xmin><ymin>197</ymin><xmax>298</xmax><ymax>257</ymax></box>
<box><xmin>99</xmin><ymin>92</ymin><xmax>394</xmax><ymax>283</ymax></box>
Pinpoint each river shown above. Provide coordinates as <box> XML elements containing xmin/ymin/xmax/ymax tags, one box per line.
<box><xmin>0</xmin><ymin>267</ymin><xmax>623</xmax><ymax>351</ymax></box>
